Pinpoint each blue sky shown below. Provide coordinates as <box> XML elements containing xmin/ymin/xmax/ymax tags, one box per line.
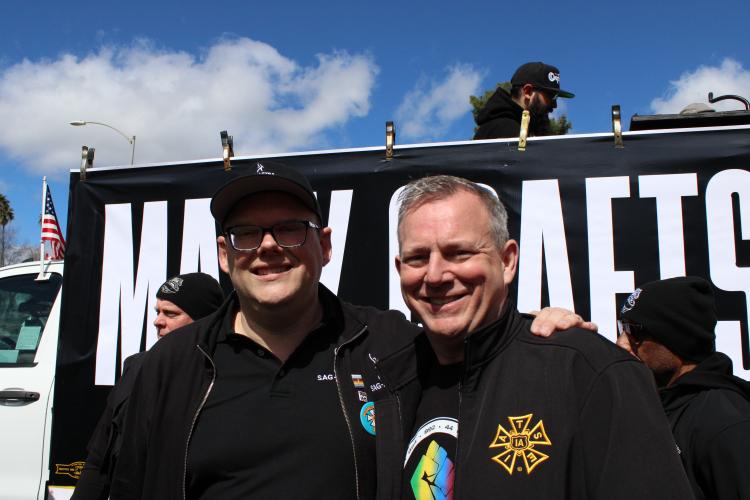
<box><xmin>1</xmin><ymin>0</ymin><xmax>748</xmax><ymax>249</ymax></box>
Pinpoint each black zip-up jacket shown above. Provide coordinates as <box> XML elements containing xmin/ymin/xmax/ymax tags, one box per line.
<box><xmin>374</xmin><ymin>304</ymin><xmax>695</xmax><ymax>499</ymax></box>
<box><xmin>660</xmin><ymin>352</ymin><xmax>750</xmax><ymax>499</ymax></box>
<box><xmin>109</xmin><ymin>286</ymin><xmax>419</xmax><ymax>500</ymax></box>
<box><xmin>72</xmin><ymin>352</ymin><xmax>145</xmax><ymax>500</ymax></box>
<box><xmin>473</xmin><ymin>87</ymin><xmax>524</xmax><ymax>140</ymax></box>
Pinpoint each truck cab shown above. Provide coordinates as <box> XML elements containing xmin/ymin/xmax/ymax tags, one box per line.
<box><xmin>0</xmin><ymin>260</ymin><xmax>64</xmax><ymax>500</ymax></box>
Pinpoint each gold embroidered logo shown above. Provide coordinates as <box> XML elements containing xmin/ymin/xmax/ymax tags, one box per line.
<box><xmin>55</xmin><ymin>461</ymin><xmax>85</xmax><ymax>479</ymax></box>
<box><xmin>489</xmin><ymin>413</ymin><xmax>551</xmax><ymax>475</ymax></box>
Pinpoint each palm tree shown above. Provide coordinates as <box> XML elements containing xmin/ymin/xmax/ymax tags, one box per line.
<box><xmin>0</xmin><ymin>194</ymin><xmax>14</xmax><ymax>266</ymax></box>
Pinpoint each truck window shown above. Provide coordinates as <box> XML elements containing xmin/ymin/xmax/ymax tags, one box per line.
<box><xmin>0</xmin><ymin>273</ymin><xmax>62</xmax><ymax>366</ymax></box>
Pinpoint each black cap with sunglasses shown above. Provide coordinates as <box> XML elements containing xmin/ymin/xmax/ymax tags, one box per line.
<box><xmin>619</xmin><ymin>276</ymin><xmax>717</xmax><ymax>362</ymax></box>
<box><xmin>511</xmin><ymin>62</ymin><xmax>575</xmax><ymax>99</ymax></box>
<box><xmin>210</xmin><ymin>160</ymin><xmax>322</xmax><ymax>227</ymax></box>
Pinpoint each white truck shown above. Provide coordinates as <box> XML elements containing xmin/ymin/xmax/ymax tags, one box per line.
<box><xmin>0</xmin><ymin>260</ymin><xmax>64</xmax><ymax>500</ymax></box>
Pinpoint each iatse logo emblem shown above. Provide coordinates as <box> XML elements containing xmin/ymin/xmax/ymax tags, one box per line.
<box><xmin>489</xmin><ymin>413</ymin><xmax>551</xmax><ymax>475</ymax></box>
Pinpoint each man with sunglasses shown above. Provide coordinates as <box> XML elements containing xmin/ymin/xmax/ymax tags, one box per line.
<box><xmin>474</xmin><ymin>61</ymin><xmax>574</xmax><ymax>139</ymax></box>
<box><xmin>618</xmin><ymin>276</ymin><xmax>750</xmax><ymax>500</ymax></box>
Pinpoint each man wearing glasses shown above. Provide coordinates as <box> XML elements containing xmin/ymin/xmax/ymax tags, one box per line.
<box><xmin>474</xmin><ymin>61</ymin><xmax>573</xmax><ymax>139</ymax></box>
<box><xmin>618</xmin><ymin>276</ymin><xmax>750</xmax><ymax>500</ymax></box>
<box><xmin>111</xmin><ymin>161</ymin><xmax>417</xmax><ymax>499</ymax></box>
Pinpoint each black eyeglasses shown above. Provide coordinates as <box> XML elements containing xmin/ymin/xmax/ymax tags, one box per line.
<box><xmin>617</xmin><ymin>320</ymin><xmax>649</xmax><ymax>343</ymax></box>
<box><xmin>225</xmin><ymin>220</ymin><xmax>320</xmax><ymax>252</ymax></box>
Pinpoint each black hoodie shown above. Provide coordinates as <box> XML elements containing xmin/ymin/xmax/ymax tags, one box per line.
<box><xmin>660</xmin><ymin>352</ymin><xmax>750</xmax><ymax>499</ymax></box>
<box><xmin>473</xmin><ymin>87</ymin><xmax>524</xmax><ymax>140</ymax></box>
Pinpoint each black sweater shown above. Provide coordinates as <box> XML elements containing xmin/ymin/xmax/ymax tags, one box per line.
<box><xmin>473</xmin><ymin>87</ymin><xmax>524</xmax><ymax>140</ymax></box>
<box><xmin>661</xmin><ymin>352</ymin><xmax>750</xmax><ymax>500</ymax></box>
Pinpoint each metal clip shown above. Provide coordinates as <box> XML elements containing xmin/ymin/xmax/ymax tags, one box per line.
<box><xmin>385</xmin><ymin>121</ymin><xmax>396</xmax><ymax>160</ymax></box>
<box><xmin>220</xmin><ymin>130</ymin><xmax>234</xmax><ymax>171</ymax></box>
<box><xmin>80</xmin><ymin>146</ymin><xmax>95</xmax><ymax>180</ymax></box>
<box><xmin>518</xmin><ymin>110</ymin><xmax>530</xmax><ymax>151</ymax></box>
<box><xmin>612</xmin><ymin>105</ymin><xmax>624</xmax><ymax>148</ymax></box>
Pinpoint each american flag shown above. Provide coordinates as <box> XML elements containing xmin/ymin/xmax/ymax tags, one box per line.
<box><xmin>42</xmin><ymin>187</ymin><xmax>65</xmax><ymax>260</ymax></box>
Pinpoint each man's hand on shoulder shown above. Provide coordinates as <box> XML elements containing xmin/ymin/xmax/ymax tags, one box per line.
<box><xmin>529</xmin><ymin>307</ymin><xmax>597</xmax><ymax>337</ymax></box>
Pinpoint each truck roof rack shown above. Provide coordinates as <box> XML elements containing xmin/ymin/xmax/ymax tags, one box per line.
<box><xmin>630</xmin><ymin>92</ymin><xmax>750</xmax><ymax>131</ymax></box>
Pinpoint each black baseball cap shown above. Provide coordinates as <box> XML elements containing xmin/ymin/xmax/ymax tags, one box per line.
<box><xmin>511</xmin><ymin>62</ymin><xmax>575</xmax><ymax>99</ymax></box>
<box><xmin>210</xmin><ymin>160</ymin><xmax>322</xmax><ymax>226</ymax></box>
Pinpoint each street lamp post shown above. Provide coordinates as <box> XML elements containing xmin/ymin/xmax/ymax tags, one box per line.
<box><xmin>70</xmin><ymin>120</ymin><xmax>136</xmax><ymax>165</ymax></box>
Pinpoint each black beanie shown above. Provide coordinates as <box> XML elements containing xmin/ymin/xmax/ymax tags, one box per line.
<box><xmin>619</xmin><ymin>276</ymin><xmax>716</xmax><ymax>362</ymax></box>
<box><xmin>156</xmin><ymin>273</ymin><xmax>225</xmax><ymax>320</ymax></box>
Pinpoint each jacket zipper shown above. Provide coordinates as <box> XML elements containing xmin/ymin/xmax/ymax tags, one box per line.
<box><xmin>333</xmin><ymin>324</ymin><xmax>368</xmax><ymax>500</ymax></box>
<box><xmin>454</xmin><ymin>384</ymin><xmax>463</xmax><ymax>495</ymax></box>
<box><xmin>453</xmin><ymin>340</ymin><xmax>469</xmax><ymax>496</ymax></box>
<box><xmin>183</xmin><ymin>344</ymin><xmax>217</xmax><ymax>500</ymax></box>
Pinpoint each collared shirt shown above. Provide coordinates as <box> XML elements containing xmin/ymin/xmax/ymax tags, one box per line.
<box><xmin>186</xmin><ymin>299</ymin><xmax>357</xmax><ymax>499</ymax></box>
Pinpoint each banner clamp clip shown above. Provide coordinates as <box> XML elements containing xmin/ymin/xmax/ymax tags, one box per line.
<box><xmin>80</xmin><ymin>146</ymin><xmax>95</xmax><ymax>180</ymax></box>
<box><xmin>518</xmin><ymin>110</ymin><xmax>530</xmax><ymax>151</ymax></box>
<box><xmin>385</xmin><ymin>121</ymin><xmax>396</xmax><ymax>160</ymax></box>
<box><xmin>221</xmin><ymin>130</ymin><xmax>234</xmax><ymax>171</ymax></box>
<box><xmin>612</xmin><ymin>105</ymin><xmax>624</xmax><ymax>149</ymax></box>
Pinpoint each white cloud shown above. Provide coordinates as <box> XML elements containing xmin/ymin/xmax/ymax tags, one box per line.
<box><xmin>0</xmin><ymin>38</ymin><xmax>378</xmax><ymax>175</ymax></box>
<box><xmin>650</xmin><ymin>58</ymin><xmax>750</xmax><ymax>114</ymax></box>
<box><xmin>395</xmin><ymin>64</ymin><xmax>483</xmax><ymax>140</ymax></box>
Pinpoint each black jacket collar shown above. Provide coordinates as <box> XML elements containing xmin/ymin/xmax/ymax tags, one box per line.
<box><xmin>377</xmin><ymin>300</ymin><xmax>523</xmax><ymax>393</ymax></box>
<box><xmin>197</xmin><ymin>283</ymin><xmax>352</xmax><ymax>355</ymax></box>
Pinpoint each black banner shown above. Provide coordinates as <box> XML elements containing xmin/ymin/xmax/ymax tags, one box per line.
<box><xmin>49</xmin><ymin>126</ymin><xmax>750</xmax><ymax>487</ymax></box>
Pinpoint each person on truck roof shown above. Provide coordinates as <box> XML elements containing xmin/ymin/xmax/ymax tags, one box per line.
<box><xmin>474</xmin><ymin>61</ymin><xmax>574</xmax><ymax>140</ymax></box>
<box><xmin>72</xmin><ymin>272</ymin><xmax>224</xmax><ymax>500</ymax></box>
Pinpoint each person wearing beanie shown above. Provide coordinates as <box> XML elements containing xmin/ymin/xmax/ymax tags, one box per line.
<box><xmin>73</xmin><ymin>273</ymin><xmax>224</xmax><ymax>500</ymax></box>
<box><xmin>154</xmin><ymin>272</ymin><xmax>225</xmax><ymax>337</ymax></box>
<box><xmin>618</xmin><ymin>276</ymin><xmax>750</xmax><ymax>500</ymax></box>
<box><xmin>474</xmin><ymin>61</ymin><xmax>574</xmax><ymax>140</ymax></box>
